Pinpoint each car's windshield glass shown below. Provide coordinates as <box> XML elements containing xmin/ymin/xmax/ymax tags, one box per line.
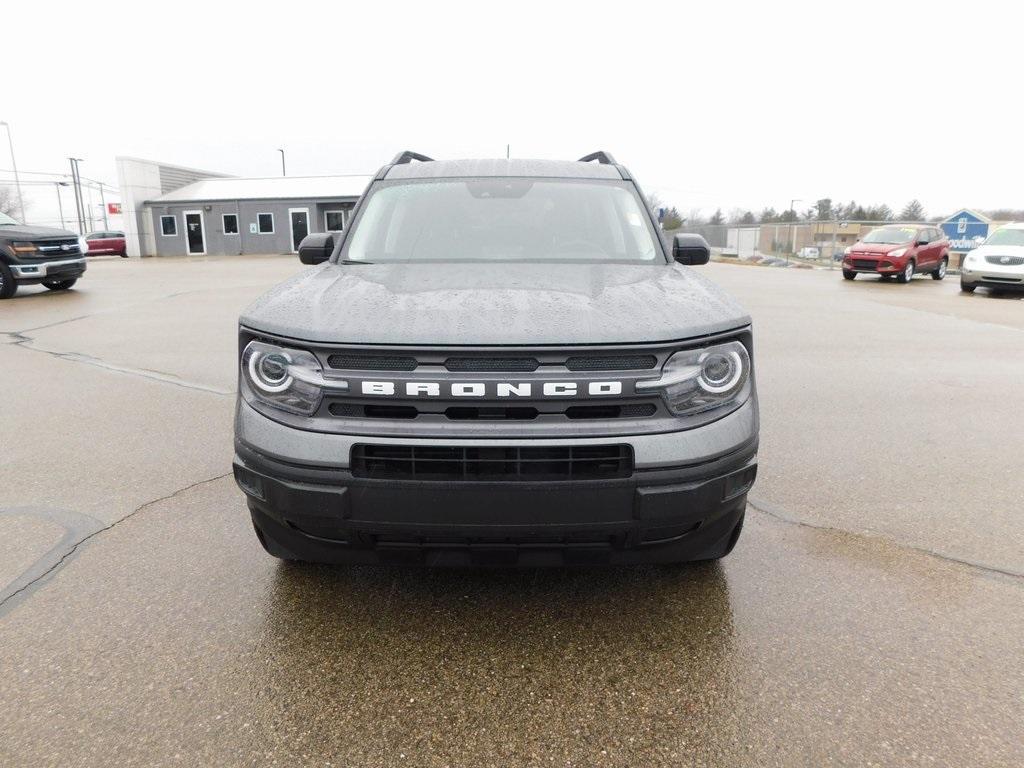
<box><xmin>984</xmin><ymin>228</ymin><xmax>1024</xmax><ymax>247</ymax></box>
<box><xmin>343</xmin><ymin>178</ymin><xmax>662</xmax><ymax>263</ymax></box>
<box><xmin>862</xmin><ymin>226</ymin><xmax>917</xmax><ymax>244</ymax></box>
<box><xmin>0</xmin><ymin>211</ymin><xmax>21</xmax><ymax>226</ymax></box>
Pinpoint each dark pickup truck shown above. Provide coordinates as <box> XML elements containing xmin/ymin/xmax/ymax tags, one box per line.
<box><xmin>0</xmin><ymin>212</ymin><xmax>87</xmax><ymax>299</ymax></box>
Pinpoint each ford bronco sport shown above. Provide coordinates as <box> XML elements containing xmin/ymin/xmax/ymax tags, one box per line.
<box><xmin>0</xmin><ymin>212</ymin><xmax>87</xmax><ymax>299</ymax></box>
<box><xmin>233</xmin><ymin>151</ymin><xmax>758</xmax><ymax>566</ymax></box>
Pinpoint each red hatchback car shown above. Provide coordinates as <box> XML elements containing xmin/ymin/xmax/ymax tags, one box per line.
<box><xmin>84</xmin><ymin>231</ymin><xmax>127</xmax><ymax>257</ymax></box>
<box><xmin>842</xmin><ymin>225</ymin><xmax>949</xmax><ymax>283</ymax></box>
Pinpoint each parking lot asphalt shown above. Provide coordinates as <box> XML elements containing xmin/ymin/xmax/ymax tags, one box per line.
<box><xmin>2</xmin><ymin>257</ymin><xmax>1022</xmax><ymax>767</ymax></box>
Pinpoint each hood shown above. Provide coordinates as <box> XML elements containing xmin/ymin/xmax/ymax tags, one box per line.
<box><xmin>0</xmin><ymin>224</ymin><xmax>79</xmax><ymax>240</ymax></box>
<box><xmin>241</xmin><ymin>262</ymin><xmax>751</xmax><ymax>346</ymax></box>
<box><xmin>969</xmin><ymin>244</ymin><xmax>1024</xmax><ymax>259</ymax></box>
<box><xmin>851</xmin><ymin>241</ymin><xmax>909</xmax><ymax>255</ymax></box>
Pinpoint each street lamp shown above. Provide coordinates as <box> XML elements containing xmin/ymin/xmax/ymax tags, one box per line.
<box><xmin>787</xmin><ymin>198</ymin><xmax>805</xmax><ymax>261</ymax></box>
<box><xmin>0</xmin><ymin>121</ymin><xmax>26</xmax><ymax>223</ymax></box>
<box><xmin>54</xmin><ymin>181</ymin><xmax>70</xmax><ymax>229</ymax></box>
<box><xmin>277</xmin><ymin>148</ymin><xmax>286</xmax><ymax>177</ymax></box>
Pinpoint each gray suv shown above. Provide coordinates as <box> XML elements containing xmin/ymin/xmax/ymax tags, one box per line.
<box><xmin>232</xmin><ymin>151</ymin><xmax>758</xmax><ymax>566</ymax></box>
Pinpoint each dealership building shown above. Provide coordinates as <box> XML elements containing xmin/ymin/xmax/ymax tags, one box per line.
<box><xmin>115</xmin><ymin>157</ymin><xmax>370</xmax><ymax>258</ymax></box>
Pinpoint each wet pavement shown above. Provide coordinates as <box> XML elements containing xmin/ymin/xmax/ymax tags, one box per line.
<box><xmin>2</xmin><ymin>257</ymin><xmax>1022</xmax><ymax>766</ymax></box>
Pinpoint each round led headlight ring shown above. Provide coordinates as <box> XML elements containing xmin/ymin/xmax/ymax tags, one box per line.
<box><xmin>699</xmin><ymin>350</ymin><xmax>743</xmax><ymax>394</ymax></box>
<box><xmin>249</xmin><ymin>350</ymin><xmax>293</xmax><ymax>393</ymax></box>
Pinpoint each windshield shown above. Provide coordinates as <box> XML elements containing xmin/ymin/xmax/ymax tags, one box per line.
<box><xmin>984</xmin><ymin>228</ymin><xmax>1024</xmax><ymax>247</ymax></box>
<box><xmin>0</xmin><ymin>211</ymin><xmax>21</xmax><ymax>226</ymax></box>
<box><xmin>862</xmin><ymin>226</ymin><xmax>917</xmax><ymax>244</ymax></box>
<box><xmin>343</xmin><ymin>178</ymin><xmax>662</xmax><ymax>263</ymax></box>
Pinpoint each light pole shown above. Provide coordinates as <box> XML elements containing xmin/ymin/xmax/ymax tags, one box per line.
<box><xmin>68</xmin><ymin>157</ymin><xmax>86</xmax><ymax>234</ymax></box>
<box><xmin>787</xmin><ymin>198</ymin><xmax>805</xmax><ymax>261</ymax></box>
<box><xmin>54</xmin><ymin>181</ymin><xmax>70</xmax><ymax>229</ymax></box>
<box><xmin>0</xmin><ymin>121</ymin><xmax>26</xmax><ymax>222</ymax></box>
<box><xmin>277</xmin><ymin>148</ymin><xmax>286</xmax><ymax>176</ymax></box>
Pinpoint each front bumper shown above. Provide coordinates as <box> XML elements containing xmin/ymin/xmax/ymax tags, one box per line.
<box><xmin>9</xmin><ymin>258</ymin><xmax>87</xmax><ymax>283</ymax></box>
<box><xmin>233</xmin><ymin>399</ymin><xmax>758</xmax><ymax>565</ymax></box>
<box><xmin>961</xmin><ymin>265</ymin><xmax>1024</xmax><ymax>290</ymax></box>
<box><xmin>842</xmin><ymin>256</ymin><xmax>905</xmax><ymax>274</ymax></box>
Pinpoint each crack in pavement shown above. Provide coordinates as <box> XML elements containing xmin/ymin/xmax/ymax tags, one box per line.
<box><xmin>747</xmin><ymin>495</ymin><xmax>1024</xmax><ymax>582</ymax></box>
<box><xmin>2</xmin><ymin>330</ymin><xmax>233</xmax><ymax>396</ymax></box>
<box><xmin>0</xmin><ymin>472</ymin><xmax>232</xmax><ymax>618</ymax></box>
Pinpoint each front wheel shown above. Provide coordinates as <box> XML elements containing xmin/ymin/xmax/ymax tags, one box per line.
<box><xmin>897</xmin><ymin>261</ymin><xmax>915</xmax><ymax>283</ymax></box>
<box><xmin>960</xmin><ymin>279</ymin><xmax>976</xmax><ymax>293</ymax></box>
<box><xmin>842</xmin><ymin>270</ymin><xmax>857</xmax><ymax>280</ymax></box>
<box><xmin>43</xmin><ymin>278</ymin><xmax>77</xmax><ymax>291</ymax></box>
<box><xmin>932</xmin><ymin>257</ymin><xmax>948</xmax><ymax>280</ymax></box>
<box><xmin>0</xmin><ymin>263</ymin><xmax>16</xmax><ymax>299</ymax></box>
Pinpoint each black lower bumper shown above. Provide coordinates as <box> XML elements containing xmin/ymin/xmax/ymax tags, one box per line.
<box><xmin>15</xmin><ymin>260</ymin><xmax>87</xmax><ymax>285</ymax></box>
<box><xmin>234</xmin><ymin>439</ymin><xmax>757</xmax><ymax>566</ymax></box>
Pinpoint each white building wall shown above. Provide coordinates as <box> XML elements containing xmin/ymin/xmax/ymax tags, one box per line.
<box><xmin>115</xmin><ymin>157</ymin><xmax>226</xmax><ymax>257</ymax></box>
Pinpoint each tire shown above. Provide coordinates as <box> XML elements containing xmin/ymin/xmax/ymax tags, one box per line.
<box><xmin>0</xmin><ymin>263</ymin><xmax>16</xmax><ymax>299</ymax></box>
<box><xmin>932</xmin><ymin>257</ymin><xmax>948</xmax><ymax>280</ymax></box>
<box><xmin>897</xmin><ymin>260</ymin><xmax>915</xmax><ymax>283</ymax></box>
<box><xmin>842</xmin><ymin>270</ymin><xmax>857</xmax><ymax>280</ymax></box>
<box><xmin>42</xmin><ymin>278</ymin><xmax>77</xmax><ymax>291</ymax></box>
<box><xmin>960</xmin><ymin>279</ymin><xmax>976</xmax><ymax>293</ymax></box>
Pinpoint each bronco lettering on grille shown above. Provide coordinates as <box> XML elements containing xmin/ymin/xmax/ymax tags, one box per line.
<box><xmin>359</xmin><ymin>381</ymin><xmax>624</xmax><ymax>397</ymax></box>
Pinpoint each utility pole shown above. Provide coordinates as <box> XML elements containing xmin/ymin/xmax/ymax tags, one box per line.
<box><xmin>68</xmin><ymin>158</ymin><xmax>86</xmax><ymax>234</ymax></box>
<box><xmin>98</xmin><ymin>183</ymin><xmax>108</xmax><ymax>229</ymax></box>
<box><xmin>1</xmin><ymin>121</ymin><xmax>26</xmax><ymax>222</ymax></box>
<box><xmin>277</xmin><ymin>148</ymin><xmax>286</xmax><ymax>176</ymax></box>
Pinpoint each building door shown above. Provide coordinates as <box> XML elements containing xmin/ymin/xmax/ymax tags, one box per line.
<box><xmin>289</xmin><ymin>208</ymin><xmax>309</xmax><ymax>253</ymax></box>
<box><xmin>184</xmin><ymin>211</ymin><xmax>206</xmax><ymax>255</ymax></box>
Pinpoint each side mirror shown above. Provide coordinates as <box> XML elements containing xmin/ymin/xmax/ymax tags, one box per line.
<box><xmin>915</xmin><ymin>238</ymin><xmax>928</xmax><ymax>246</ymax></box>
<box><xmin>298</xmin><ymin>233</ymin><xmax>334</xmax><ymax>264</ymax></box>
<box><xmin>672</xmin><ymin>233</ymin><xmax>711</xmax><ymax>265</ymax></box>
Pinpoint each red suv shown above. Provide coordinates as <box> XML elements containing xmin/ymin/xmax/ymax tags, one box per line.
<box><xmin>842</xmin><ymin>225</ymin><xmax>949</xmax><ymax>283</ymax></box>
<box><xmin>84</xmin><ymin>231</ymin><xmax>127</xmax><ymax>257</ymax></box>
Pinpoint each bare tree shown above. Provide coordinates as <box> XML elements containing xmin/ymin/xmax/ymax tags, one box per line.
<box><xmin>0</xmin><ymin>185</ymin><xmax>24</xmax><ymax>219</ymax></box>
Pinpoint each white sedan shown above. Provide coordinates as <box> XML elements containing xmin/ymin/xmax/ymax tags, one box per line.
<box><xmin>960</xmin><ymin>224</ymin><xmax>1024</xmax><ymax>294</ymax></box>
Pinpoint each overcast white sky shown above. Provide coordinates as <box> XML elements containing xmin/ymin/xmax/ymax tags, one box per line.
<box><xmin>4</xmin><ymin>0</ymin><xmax>1022</xmax><ymax>226</ymax></box>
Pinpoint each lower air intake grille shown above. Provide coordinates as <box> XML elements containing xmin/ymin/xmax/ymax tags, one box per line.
<box><xmin>351</xmin><ymin>444</ymin><xmax>633</xmax><ymax>481</ymax></box>
<box><xmin>852</xmin><ymin>259</ymin><xmax>878</xmax><ymax>270</ymax></box>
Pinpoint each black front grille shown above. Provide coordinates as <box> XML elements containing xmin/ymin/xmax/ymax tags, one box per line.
<box><xmin>565</xmin><ymin>355</ymin><xmax>657</xmax><ymax>371</ymax></box>
<box><xmin>444</xmin><ymin>357</ymin><xmax>539</xmax><ymax>372</ymax></box>
<box><xmin>351</xmin><ymin>444</ymin><xmax>633</xmax><ymax>481</ymax></box>
<box><xmin>852</xmin><ymin>259</ymin><xmax>878</xmax><ymax>270</ymax></box>
<box><xmin>327</xmin><ymin>354</ymin><xmax>418</xmax><ymax>371</ymax></box>
<box><xmin>986</xmin><ymin>255</ymin><xmax>1024</xmax><ymax>266</ymax></box>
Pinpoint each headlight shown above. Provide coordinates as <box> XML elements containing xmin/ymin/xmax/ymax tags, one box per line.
<box><xmin>889</xmin><ymin>247</ymin><xmax>907</xmax><ymax>258</ymax></box>
<box><xmin>241</xmin><ymin>340</ymin><xmax>345</xmax><ymax>415</ymax></box>
<box><xmin>637</xmin><ymin>340</ymin><xmax>751</xmax><ymax>418</ymax></box>
<box><xmin>78</xmin><ymin>236</ymin><xmax>89</xmax><ymax>254</ymax></box>
<box><xmin>844</xmin><ymin>247</ymin><xmax>853</xmax><ymax>255</ymax></box>
<box><xmin>10</xmin><ymin>241</ymin><xmax>38</xmax><ymax>255</ymax></box>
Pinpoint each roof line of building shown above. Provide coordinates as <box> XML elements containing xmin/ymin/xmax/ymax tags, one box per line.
<box><xmin>143</xmin><ymin>195</ymin><xmax>360</xmax><ymax>205</ymax></box>
<box><xmin>115</xmin><ymin>155</ymin><xmax>232</xmax><ymax>178</ymax></box>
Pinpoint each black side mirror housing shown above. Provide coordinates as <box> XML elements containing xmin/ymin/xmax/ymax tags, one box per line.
<box><xmin>672</xmin><ymin>233</ymin><xmax>711</xmax><ymax>265</ymax></box>
<box><xmin>298</xmin><ymin>233</ymin><xmax>334</xmax><ymax>265</ymax></box>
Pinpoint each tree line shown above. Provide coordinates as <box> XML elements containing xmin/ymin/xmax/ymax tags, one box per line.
<box><xmin>651</xmin><ymin>196</ymin><xmax>1024</xmax><ymax>230</ymax></box>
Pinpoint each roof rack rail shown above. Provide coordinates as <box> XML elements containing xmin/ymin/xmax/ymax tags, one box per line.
<box><xmin>577</xmin><ymin>151</ymin><xmax>617</xmax><ymax>165</ymax></box>
<box><xmin>391</xmin><ymin>150</ymin><xmax>434</xmax><ymax>165</ymax></box>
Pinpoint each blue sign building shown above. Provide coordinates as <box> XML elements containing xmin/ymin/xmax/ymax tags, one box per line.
<box><xmin>940</xmin><ymin>209</ymin><xmax>991</xmax><ymax>253</ymax></box>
